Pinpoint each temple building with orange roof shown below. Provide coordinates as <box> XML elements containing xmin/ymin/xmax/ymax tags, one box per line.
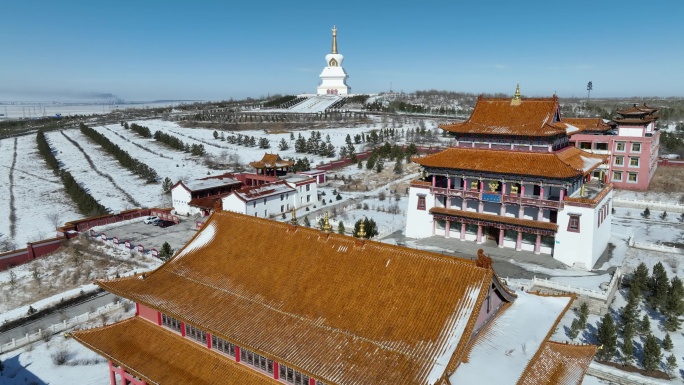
<box><xmin>71</xmin><ymin>210</ymin><xmax>596</xmax><ymax>385</ymax></box>
<box><xmin>250</xmin><ymin>153</ymin><xmax>295</xmax><ymax>177</ymax></box>
<box><xmin>567</xmin><ymin>103</ymin><xmax>660</xmax><ymax>190</ymax></box>
<box><xmin>406</xmin><ymin>86</ymin><xmax>614</xmax><ymax>269</ymax></box>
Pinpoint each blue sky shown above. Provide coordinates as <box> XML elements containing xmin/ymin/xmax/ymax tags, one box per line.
<box><xmin>1</xmin><ymin>0</ymin><xmax>682</xmax><ymax>101</ymax></box>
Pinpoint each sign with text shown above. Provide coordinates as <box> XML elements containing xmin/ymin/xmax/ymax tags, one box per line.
<box><xmin>481</xmin><ymin>193</ymin><xmax>501</xmax><ymax>203</ymax></box>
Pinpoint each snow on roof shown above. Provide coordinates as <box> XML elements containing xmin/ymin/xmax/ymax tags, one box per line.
<box><xmin>183</xmin><ymin>177</ymin><xmax>240</xmax><ymax>192</ymax></box>
<box><xmin>232</xmin><ymin>181</ymin><xmax>295</xmax><ymax>201</ymax></box>
<box><xmin>580</xmin><ymin>156</ymin><xmax>604</xmax><ymax>172</ymax></box>
<box><xmin>449</xmin><ymin>291</ymin><xmax>572</xmax><ymax>385</ymax></box>
<box><xmin>281</xmin><ymin>174</ymin><xmax>315</xmax><ymax>184</ymax></box>
<box><xmin>564</xmin><ymin>124</ymin><xmax>581</xmax><ymax>134</ymax></box>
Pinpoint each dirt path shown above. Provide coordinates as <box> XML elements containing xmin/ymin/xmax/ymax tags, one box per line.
<box><xmin>59</xmin><ymin>130</ymin><xmax>140</xmax><ymax>207</ymax></box>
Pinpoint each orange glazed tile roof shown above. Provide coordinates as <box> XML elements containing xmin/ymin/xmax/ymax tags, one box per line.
<box><xmin>72</xmin><ymin>317</ymin><xmax>278</xmax><ymax>385</ymax></box>
<box><xmin>616</xmin><ymin>103</ymin><xmax>658</xmax><ymax>116</ymax></box>
<box><xmin>563</xmin><ymin>117</ymin><xmax>612</xmax><ymax>133</ymax></box>
<box><xmin>516</xmin><ymin>341</ymin><xmax>597</xmax><ymax>385</ymax></box>
<box><xmin>414</xmin><ymin>147</ymin><xmax>606</xmax><ymax>179</ymax></box>
<box><xmin>249</xmin><ymin>153</ymin><xmax>294</xmax><ymax>169</ymax></box>
<box><xmin>440</xmin><ymin>96</ymin><xmax>565</xmax><ymax>137</ymax></box>
<box><xmin>93</xmin><ymin>211</ymin><xmax>499</xmax><ymax>385</ymax></box>
<box><xmin>430</xmin><ymin>207</ymin><xmax>559</xmax><ymax>232</ymax></box>
<box><xmin>188</xmin><ymin>196</ymin><xmax>222</xmax><ymax>209</ymax></box>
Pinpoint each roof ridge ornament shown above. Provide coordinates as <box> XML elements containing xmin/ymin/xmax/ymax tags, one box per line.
<box><xmin>511</xmin><ymin>84</ymin><xmax>522</xmax><ymax>106</ymax></box>
<box><xmin>322</xmin><ymin>211</ymin><xmax>332</xmax><ymax>233</ymax></box>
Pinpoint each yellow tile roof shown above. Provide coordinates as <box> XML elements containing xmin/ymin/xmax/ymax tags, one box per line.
<box><xmin>414</xmin><ymin>147</ymin><xmax>606</xmax><ymax>179</ymax></box>
<box><xmin>72</xmin><ymin>317</ymin><xmax>279</xmax><ymax>385</ymax></box>
<box><xmin>440</xmin><ymin>97</ymin><xmax>564</xmax><ymax>137</ymax></box>
<box><xmin>94</xmin><ymin>211</ymin><xmax>497</xmax><ymax>385</ymax></box>
<box><xmin>516</xmin><ymin>341</ymin><xmax>597</xmax><ymax>385</ymax></box>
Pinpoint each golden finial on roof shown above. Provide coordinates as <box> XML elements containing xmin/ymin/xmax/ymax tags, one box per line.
<box><xmin>322</xmin><ymin>211</ymin><xmax>332</xmax><ymax>233</ymax></box>
<box><xmin>290</xmin><ymin>207</ymin><xmax>297</xmax><ymax>226</ymax></box>
<box><xmin>511</xmin><ymin>83</ymin><xmax>522</xmax><ymax>106</ymax></box>
<box><xmin>358</xmin><ymin>221</ymin><xmax>366</xmax><ymax>240</ymax></box>
<box><xmin>331</xmin><ymin>25</ymin><xmax>338</xmax><ymax>54</ymax></box>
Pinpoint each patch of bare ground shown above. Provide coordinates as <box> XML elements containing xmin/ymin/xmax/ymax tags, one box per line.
<box><xmin>336</xmin><ymin>161</ymin><xmax>420</xmax><ymax>193</ymax></box>
<box><xmin>596</xmin><ymin>360</ymin><xmax>671</xmax><ymax>381</ymax></box>
<box><xmin>0</xmin><ymin>236</ymin><xmax>153</xmax><ymax>313</ymax></box>
<box><xmin>648</xmin><ymin>166</ymin><xmax>684</xmax><ymax>201</ymax></box>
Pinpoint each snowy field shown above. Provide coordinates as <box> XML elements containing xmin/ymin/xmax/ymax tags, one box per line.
<box><xmin>0</xmin><ymin>101</ymin><xmax>183</xmax><ymax>120</ymax></box>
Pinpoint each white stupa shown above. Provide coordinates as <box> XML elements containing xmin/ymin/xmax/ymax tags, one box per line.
<box><xmin>317</xmin><ymin>26</ymin><xmax>351</xmax><ymax>95</ymax></box>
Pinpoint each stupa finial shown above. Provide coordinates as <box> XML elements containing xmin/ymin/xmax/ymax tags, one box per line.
<box><xmin>322</xmin><ymin>211</ymin><xmax>332</xmax><ymax>233</ymax></box>
<box><xmin>331</xmin><ymin>25</ymin><xmax>338</xmax><ymax>54</ymax></box>
<box><xmin>358</xmin><ymin>221</ymin><xmax>366</xmax><ymax>240</ymax></box>
<box><xmin>514</xmin><ymin>83</ymin><xmax>521</xmax><ymax>100</ymax></box>
<box><xmin>290</xmin><ymin>207</ymin><xmax>297</xmax><ymax>226</ymax></box>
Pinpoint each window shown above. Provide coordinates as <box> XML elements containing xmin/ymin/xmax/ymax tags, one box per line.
<box><xmin>185</xmin><ymin>324</ymin><xmax>207</xmax><ymax>344</ymax></box>
<box><xmin>281</xmin><ymin>205</ymin><xmax>284</xmax><ymax>212</ymax></box>
<box><xmin>161</xmin><ymin>314</ymin><xmax>182</xmax><ymax>332</ymax></box>
<box><xmin>612</xmin><ymin>171</ymin><xmax>622</xmax><ymax>181</ymax></box>
<box><xmin>567</xmin><ymin>214</ymin><xmax>581</xmax><ymax>233</ymax></box>
<box><xmin>263</xmin><ymin>198</ymin><xmax>267</xmax><ymax>205</ymax></box>
<box><xmin>211</xmin><ymin>335</ymin><xmax>235</xmax><ymax>357</ymax></box>
<box><xmin>629</xmin><ymin>157</ymin><xmax>639</xmax><ymax>167</ymax></box>
<box><xmin>579</xmin><ymin>142</ymin><xmax>591</xmax><ymax>150</ymax></box>
<box><xmin>279</xmin><ymin>363</ymin><xmax>310</xmax><ymax>385</ymax></box>
<box><xmin>264</xmin><ymin>209</ymin><xmax>267</xmax><ymax>217</ymax></box>
<box><xmin>417</xmin><ymin>195</ymin><xmax>426</xmax><ymax>210</ymax></box>
<box><xmin>253</xmin><ymin>201</ymin><xmax>256</xmax><ymax>208</ymax></box>
<box><xmin>616</xmin><ymin>142</ymin><xmax>626</xmax><ymax>151</ymax></box>
<box><xmin>628</xmin><ymin>173</ymin><xmax>638</xmax><ymax>183</ymax></box>
<box><xmin>306</xmin><ymin>184</ymin><xmax>310</xmax><ymax>191</ymax></box>
<box><xmin>614</xmin><ymin>156</ymin><xmax>624</xmax><ymax>166</ymax></box>
<box><xmin>594</xmin><ymin>142</ymin><xmax>608</xmax><ymax>150</ymax></box>
<box><xmin>280</xmin><ymin>194</ymin><xmax>284</xmax><ymax>201</ymax></box>
<box><xmin>631</xmin><ymin>142</ymin><xmax>641</xmax><ymax>152</ymax></box>
<box><xmin>306</xmin><ymin>195</ymin><xmax>311</xmax><ymax>202</ymax></box>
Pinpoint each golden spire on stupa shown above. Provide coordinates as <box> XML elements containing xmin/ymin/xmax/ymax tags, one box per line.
<box><xmin>358</xmin><ymin>221</ymin><xmax>366</xmax><ymax>240</ymax></box>
<box><xmin>331</xmin><ymin>25</ymin><xmax>338</xmax><ymax>54</ymax></box>
<box><xmin>322</xmin><ymin>211</ymin><xmax>332</xmax><ymax>233</ymax></box>
<box><xmin>511</xmin><ymin>83</ymin><xmax>522</xmax><ymax>106</ymax></box>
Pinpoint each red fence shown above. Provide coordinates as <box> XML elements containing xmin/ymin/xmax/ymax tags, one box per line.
<box><xmin>658</xmin><ymin>158</ymin><xmax>684</xmax><ymax>168</ymax></box>
<box><xmin>0</xmin><ymin>207</ymin><xmax>174</xmax><ymax>271</ymax></box>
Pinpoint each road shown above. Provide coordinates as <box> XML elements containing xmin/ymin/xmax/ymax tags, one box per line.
<box><xmin>0</xmin><ymin>292</ymin><xmax>118</xmax><ymax>344</ymax></box>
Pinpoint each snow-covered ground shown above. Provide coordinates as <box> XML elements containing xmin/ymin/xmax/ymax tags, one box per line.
<box><xmin>0</xmin><ymin>101</ymin><xmax>182</xmax><ymax>119</ymax></box>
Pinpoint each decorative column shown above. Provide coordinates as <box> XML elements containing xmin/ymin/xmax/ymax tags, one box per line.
<box><xmin>117</xmin><ymin>366</ymin><xmax>126</xmax><ymax>385</ymax></box>
<box><xmin>273</xmin><ymin>362</ymin><xmax>280</xmax><ymax>380</ymax></box>
<box><xmin>432</xmin><ymin>175</ymin><xmax>436</xmax><ymax>187</ymax></box>
<box><xmin>460</xmin><ymin>223</ymin><xmax>466</xmax><ymax>241</ymax></box>
<box><xmin>479</xmin><ymin>201</ymin><xmax>484</xmax><ymax>213</ymax></box>
<box><xmin>537</xmin><ymin>208</ymin><xmax>544</xmax><ymax>221</ymax></box>
<box><xmin>516</xmin><ymin>232</ymin><xmax>522</xmax><ymax>251</ymax></box>
<box><xmin>445</xmin><ymin>221</ymin><xmax>450</xmax><ymax>238</ymax></box>
<box><xmin>498</xmin><ymin>229</ymin><xmax>504</xmax><ymax>248</ymax></box>
<box><xmin>534</xmin><ymin>234</ymin><xmax>541</xmax><ymax>254</ymax></box>
<box><xmin>109</xmin><ymin>361</ymin><xmax>117</xmax><ymax>385</ymax></box>
<box><xmin>207</xmin><ymin>333</ymin><xmax>212</xmax><ymax>349</ymax></box>
<box><xmin>447</xmin><ymin>176</ymin><xmax>451</xmax><ymax>190</ymax></box>
<box><xmin>559</xmin><ymin>188</ymin><xmax>565</xmax><ymax>201</ymax></box>
<box><xmin>539</xmin><ymin>185</ymin><xmax>545</xmax><ymax>200</ymax></box>
<box><xmin>476</xmin><ymin>225</ymin><xmax>483</xmax><ymax>244</ymax></box>
<box><xmin>518</xmin><ymin>206</ymin><xmax>524</xmax><ymax>219</ymax></box>
<box><xmin>180</xmin><ymin>322</ymin><xmax>186</xmax><ymax>337</ymax></box>
<box><xmin>235</xmin><ymin>346</ymin><xmax>241</xmax><ymax>362</ymax></box>
<box><xmin>462</xmin><ymin>177</ymin><xmax>467</xmax><ymax>190</ymax></box>
<box><xmin>520</xmin><ymin>183</ymin><xmax>525</xmax><ymax>197</ymax></box>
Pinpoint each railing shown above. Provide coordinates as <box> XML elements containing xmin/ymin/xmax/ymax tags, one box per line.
<box><xmin>0</xmin><ymin>301</ymin><xmax>124</xmax><ymax>354</ymax></box>
<box><xmin>613</xmin><ymin>198</ymin><xmax>684</xmax><ymax>213</ymax></box>
<box><xmin>529</xmin><ymin>267</ymin><xmax>622</xmax><ymax>302</ymax></box>
<box><xmin>628</xmin><ymin>238</ymin><xmax>683</xmax><ymax>255</ymax></box>
<box><xmin>431</xmin><ymin>187</ymin><xmax>563</xmax><ymax>209</ymax></box>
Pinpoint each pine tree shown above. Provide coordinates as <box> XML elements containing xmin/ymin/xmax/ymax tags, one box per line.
<box><xmin>663</xmin><ymin>333</ymin><xmax>674</xmax><ymax>351</ymax></box>
<box><xmin>643</xmin><ymin>207</ymin><xmax>650</xmax><ymax>219</ymax></box>
<box><xmin>213</xmin><ymin>130</ymin><xmax>219</xmax><ymax>139</ymax></box>
<box><xmin>660</xmin><ymin>211</ymin><xmax>668</xmax><ymax>220</ymax></box>
<box><xmin>666</xmin><ymin>354</ymin><xmax>678</xmax><ymax>377</ymax></box>
<box><xmin>159</xmin><ymin>242</ymin><xmax>174</xmax><ymax>261</ymax></box>
<box><xmin>278</xmin><ymin>138</ymin><xmax>289</xmax><ymax>151</ymax></box>
<box><xmin>357</xmin><ymin>161</ymin><xmax>363</xmax><ymax>170</ymax></box>
<box><xmin>623</xmin><ymin>321</ymin><xmax>636</xmax><ymax>341</ymax></box>
<box><xmin>303</xmin><ymin>216</ymin><xmax>311</xmax><ymax>227</ymax></box>
<box><xmin>375</xmin><ymin>158</ymin><xmax>385</xmax><ymax>173</ymax></box>
<box><xmin>393</xmin><ymin>158</ymin><xmax>403</xmax><ymax>175</ymax></box>
<box><xmin>622</xmin><ymin>290</ymin><xmax>639</xmax><ymax>326</ymax></box>
<box><xmin>161</xmin><ymin>177</ymin><xmax>173</xmax><ymax>194</ymax></box>
<box><xmin>642</xmin><ymin>333</ymin><xmax>662</xmax><ymax>371</ymax></box>
<box><xmin>639</xmin><ymin>314</ymin><xmax>651</xmax><ymax>335</ymax></box>
<box><xmin>568</xmin><ymin>319</ymin><xmax>581</xmax><ymax>340</ymax></box>
<box><xmin>0</xmin><ymin>357</ymin><xmax>4</xmax><ymax>375</ymax></box>
<box><xmin>631</xmin><ymin>262</ymin><xmax>649</xmax><ymax>296</ymax></box>
<box><xmin>621</xmin><ymin>338</ymin><xmax>635</xmax><ymax>365</ymax></box>
<box><xmin>337</xmin><ymin>221</ymin><xmax>345</xmax><ymax>235</ymax></box>
<box><xmin>664</xmin><ymin>276</ymin><xmax>684</xmax><ymax>331</ymax></box>
<box><xmin>595</xmin><ymin>313</ymin><xmax>617</xmax><ymax>361</ymax></box>
<box><xmin>579</xmin><ymin>302</ymin><xmax>589</xmax><ymax>328</ymax></box>
<box><xmin>649</xmin><ymin>262</ymin><xmax>669</xmax><ymax>309</ymax></box>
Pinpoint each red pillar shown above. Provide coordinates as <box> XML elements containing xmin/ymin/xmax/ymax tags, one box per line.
<box><xmin>445</xmin><ymin>221</ymin><xmax>450</xmax><ymax>238</ymax></box>
<box><xmin>310</xmin><ymin>378</ymin><xmax>316</xmax><ymax>385</ymax></box>
<box><xmin>498</xmin><ymin>229</ymin><xmax>504</xmax><ymax>248</ymax></box>
<box><xmin>273</xmin><ymin>362</ymin><xmax>279</xmax><ymax>379</ymax></box>
<box><xmin>156</xmin><ymin>312</ymin><xmax>162</xmax><ymax>326</ymax></box>
<box><xmin>535</xmin><ymin>234</ymin><xmax>542</xmax><ymax>254</ymax></box>
<box><xmin>460</xmin><ymin>223</ymin><xmax>466</xmax><ymax>241</ymax></box>
<box><xmin>476</xmin><ymin>225</ymin><xmax>483</xmax><ymax>244</ymax></box>
<box><xmin>207</xmin><ymin>333</ymin><xmax>212</xmax><ymax>349</ymax></box>
<box><xmin>180</xmin><ymin>322</ymin><xmax>186</xmax><ymax>337</ymax></box>
<box><xmin>135</xmin><ymin>303</ymin><xmax>140</xmax><ymax>316</ymax></box>
<box><xmin>447</xmin><ymin>177</ymin><xmax>451</xmax><ymax>190</ymax></box>
<box><xmin>108</xmin><ymin>361</ymin><xmax>117</xmax><ymax>385</ymax></box>
<box><xmin>516</xmin><ymin>232</ymin><xmax>522</xmax><ymax>251</ymax></box>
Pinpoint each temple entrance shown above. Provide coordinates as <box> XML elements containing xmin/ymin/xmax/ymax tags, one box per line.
<box><xmin>486</xmin><ymin>226</ymin><xmax>499</xmax><ymax>244</ymax></box>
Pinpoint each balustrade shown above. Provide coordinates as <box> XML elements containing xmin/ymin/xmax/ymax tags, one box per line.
<box><xmin>430</xmin><ymin>186</ymin><xmax>563</xmax><ymax>209</ymax></box>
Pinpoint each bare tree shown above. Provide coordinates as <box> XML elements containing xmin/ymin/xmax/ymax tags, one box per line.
<box><xmin>45</xmin><ymin>212</ymin><xmax>62</xmax><ymax>228</ymax></box>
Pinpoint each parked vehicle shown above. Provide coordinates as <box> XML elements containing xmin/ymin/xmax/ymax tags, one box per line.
<box><xmin>144</xmin><ymin>216</ymin><xmax>159</xmax><ymax>224</ymax></box>
<box><xmin>158</xmin><ymin>220</ymin><xmax>175</xmax><ymax>228</ymax></box>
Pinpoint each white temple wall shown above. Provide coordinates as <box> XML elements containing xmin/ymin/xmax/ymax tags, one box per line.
<box><xmin>171</xmin><ymin>186</ymin><xmax>200</xmax><ymax>216</ymax></box>
<box><xmin>405</xmin><ymin>187</ymin><xmax>434</xmax><ymax>238</ymax></box>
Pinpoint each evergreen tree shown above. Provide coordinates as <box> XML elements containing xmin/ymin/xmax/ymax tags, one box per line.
<box><xmin>642</xmin><ymin>333</ymin><xmax>662</xmax><ymax>371</ymax></box>
<box><xmin>213</xmin><ymin>130</ymin><xmax>219</xmax><ymax>139</ymax></box>
<box><xmin>159</xmin><ymin>242</ymin><xmax>174</xmax><ymax>261</ymax></box>
<box><xmin>162</xmin><ymin>177</ymin><xmax>173</xmax><ymax>193</ymax></box>
<box><xmin>639</xmin><ymin>314</ymin><xmax>651</xmax><ymax>335</ymax></box>
<box><xmin>663</xmin><ymin>333</ymin><xmax>674</xmax><ymax>351</ymax></box>
<box><xmin>664</xmin><ymin>276</ymin><xmax>684</xmax><ymax>331</ymax></box>
<box><xmin>393</xmin><ymin>158</ymin><xmax>403</xmax><ymax>175</ymax></box>
<box><xmin>643</xmin><ymin>207</ymin><xmax>651</xmax><ymax>218</ymax></box>
<box><xmin>303</xmin><ymin>216</ymin><xmax>311</xmax><ymax>227</ymax></box>
<box><xmin>632</xmin><ymin>262</ymin><xmax>650</xmax><ymax>296</ymax></box>
<box><xmin>0</xmin><ymin>357</ymin><xmax>4</xmax><ymax>375</ymax></box>
<box><xmin>357</xmin><ymin>161</ymin><xmax>363</xmax><ymax>170</ymax></box>
<box><xmin>595</xmin><ymin>313</ymin><xmax>618</xmax><ymax>361</ymax></box>
<box><xmin>660</xmin><ymin>211</ymin><xmax>668</xmax><ymax>220</ymax></box>
<box><xmin>366</xmin><ymin>156</ymin><xmax>376</xmax><ymax>170</ymax></box>
<box><xmin>649</xmin><ymin>262</ymin><xmax>669</xmax><ymax>309</ymax></box>
<box><xmin>623</xmin><ymin>321</ymin><xmax>636</xmax><ymax>341</ymax></box>
<box><xmin>620</xmin><ymin>337</ymin><xmax>635</xmax><ymax>365</ymax></box>
<box><xmin>290</xmin><ymin>132</ymin><xmax>295</xmax><ymax>141</ymax></box>
<box><xmin>338</xmin><ymin>221</ymin><xmax>345</xmax><ymax>235</ymax></box>
<box><xmin>258</xmin><ymin>138</ymin><xmax>270</xmax><ymax>149</ymax></box>
<box><xmin>622</xmin><ymin>290</ymin><xmax>639</xmax><ymax>326</ymax></box>
<box><xmin>568</xmin><ymin>319</ymin><xmax>581</xmax><ymax>340</ymax></box>
<box><xmin>579</xmin><ymin>302</ymin><xmax>590</xmax><ymax>328</ymax></box>
<box><xmin>278</xmin><ymin>138</ymin><xmax>289</xmax><ymax>151</ymax></box>
<box><xmin>375</xmin><ymin>157</ymin><xmax>385</xmax><ymax>173</ymax></box>
<box><xmin>666</xmin><ymin>354</ymin><xmax>678</xmax><ymax>376</ymax></box>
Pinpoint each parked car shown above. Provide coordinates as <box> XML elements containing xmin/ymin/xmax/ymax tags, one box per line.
<box><xmin>144</xmin><ymin>216</ymin><xmax>159</xmax><ymax>224</ymax></box>
<box><xmin>158</xmin><ymin>220</ymin><xmax>175</xmax><ymax>228</ymax></box>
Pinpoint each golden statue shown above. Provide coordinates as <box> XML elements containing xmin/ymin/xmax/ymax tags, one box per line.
<box><xmin>358</xmin><ymin>221</ymin><xmax>366</xmax><ymax>240</ymax></box>
<box><xmin>331</xmin><ymin>25</ymin><xmax>338</xmax><ymax>54</ymax></box>
<box><xmin>322</xmin><ymin>211</ymin><xmax>332</xmax><ymax>233</ymax></box>
<box><xmin>290</xmin><ymin>207</ymin><xmax>297</xmax><ymax>226</ymax></box>
<box><xmin>488</xmin><ymin>181</ymin><xmax>499</xmax><ymax>193</ymax></box>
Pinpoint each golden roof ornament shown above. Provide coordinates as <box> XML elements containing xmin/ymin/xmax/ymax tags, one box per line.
<box><xmin>322</xmin><ymin>211</ymin><xmax>332</xmax><ymax>233</ymax></box>
<box><xmin>331</xmin><ymin>25</ymin><xmax>338</xmax><ymax>54</ymax></box>
<box><xmin>358</xmin><ymin>221</ymin><xmax>366</xmax><ymax>240</ymax></box>
<box><xmin>511</xmin><ymin>83</ymin><xmax>522</xmax><ymax>106</ymax></box>
<box><xmin>290</xmin><ymin>207</ymin><xmax>297</xmax><ymax>226</ymax></box>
